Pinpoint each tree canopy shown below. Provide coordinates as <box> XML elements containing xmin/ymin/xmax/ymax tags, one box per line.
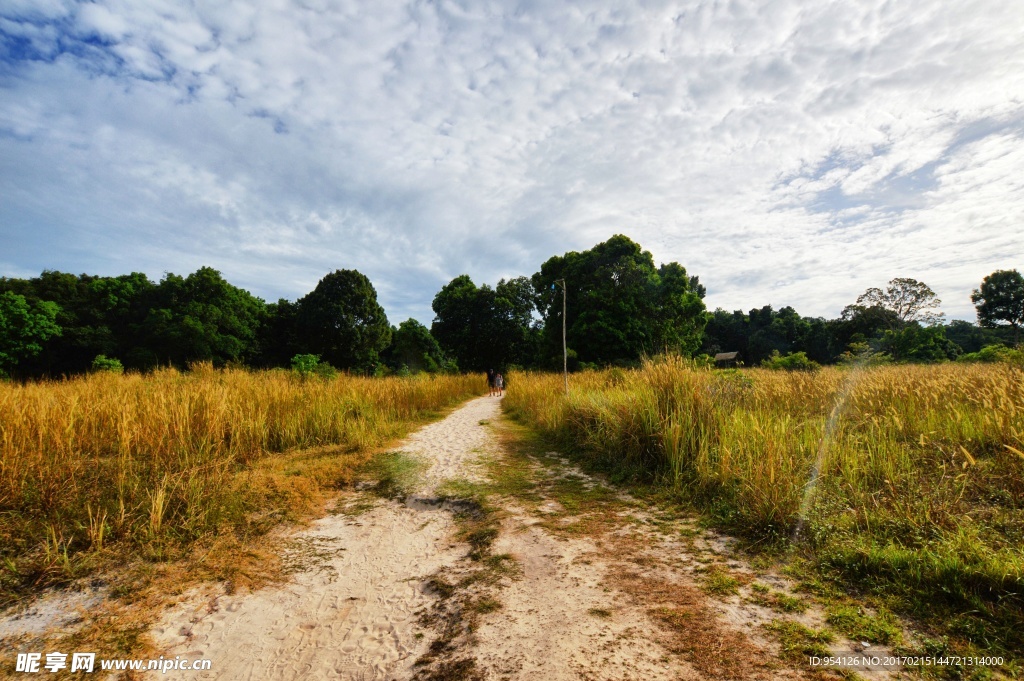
<box><xmin>386</xmin><ymin>318</ymin><xmax>452</xmax><ymax>374</ymax></box>
<box><xmin>431</xmin><ymin>275</ymin><xmax>536</xmax><ymax>372</ymax></box>
<box><xmin>297</xmin><ymin>269</ymin><xmax>391</xmax><ymax>372</ymax></box>
<box><xmin>532</xmin><ymin>235</ymin><xmax>707</xmax><ymax>366</ymax></box>
<box><xmin>702</xmin><ymin>305</ymin><xmax>831</xmax><ymax>365</ymax></box>
<box><xmin>0</xmin><ymin>292</ymin><xmax>61</xmax><ymax>376</ymax></box>
<box><xmin>0</xmin><ymin>239</ymin><xmax>1012</xmax><ymax>378</ymax></box>
<box><xmin>141</xmin><ymin>267</ymin><xmax>266</xmax><ymax>367</ymax></box>
<box><xmin>972</xmin><ymin>269</ymin><xmax>1024</xmax><ymax>344</ymax></box>
<box><xmin>856</xmin><ymin>277</ymin><xmax>944</xmax><ymax>328</ymax></box>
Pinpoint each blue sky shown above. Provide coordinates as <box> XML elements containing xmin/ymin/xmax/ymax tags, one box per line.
<box><xmin>2</xmin><ymin>0</ymin><xmax>1022</xmax><ymax>324</ymax></box>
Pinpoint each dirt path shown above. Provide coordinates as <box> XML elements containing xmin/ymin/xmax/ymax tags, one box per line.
<box><xmin>151</xmin><ymin>397</ymin><xmax>497</xmax><ymax>679</ymax></box>
<box><xmin>150</xmin><ymin>396</ymin><xmax>899</xmax><ymax>680</ymax></box>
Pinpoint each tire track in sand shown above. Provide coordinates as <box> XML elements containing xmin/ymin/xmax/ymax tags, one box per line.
<box><xmin>151</xmin><ymin>396</ymin><xmax>501</xmax><ymax>681</ymax></box>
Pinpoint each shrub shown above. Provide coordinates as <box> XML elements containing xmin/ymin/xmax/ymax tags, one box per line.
<box><xmin>91</xmin><ymin>355</ymin><xmax>124</xmax><ymax>373</ymax></box>
<box><xmin>290</xmin><ymin>353</ymin><xmax>321</xmax><ymax>378</ymax></box>
<box><xmin>837</xmin><ymin>342</ymin><xmax>891</xmax><ymax>367</ymax></box>
<box><xmin>957</xmin><ymin>344</ymin><xmax>1024</xmax><ymax>365</ymax></box>
<box><xmin>290</xmin><ymin>354</ymin><xmax>339</xmax><ymax>380</ymax></box>
<box><xmin>761</xmin><ymin>350</ymin><xmax>820</xmax><ymax>371</ymax></box>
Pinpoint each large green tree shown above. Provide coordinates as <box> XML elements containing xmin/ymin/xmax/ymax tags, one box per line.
<box><xmin>255</xmin><ymin>298</ymin><xmax>301</xmax><ymax>368</ymax></box>
<box><xmin>971</xmin><ymin>269</ymin><xmax>1024</xmax><ymax>345</ymax></box>
<box><xmin>385</xmin><ymin>318</ymin><xmax>451</xmax><ymax>373</ymax></box>
<box><xmin>430</xmin><ymin>275</ymin><xmax>481</xmax><ymax>370</ymax></box>
<box><xmin>878</xmin><ymin>324</ymin><xmax>960</xmax><ymax>362</ymax></box>
<box><xmin>430</xmin><ymin>275</ymin><xmax>536</xmax><ymax>372</ymax></box>
<box><xmin>0</xmin><ymin>271</ymin><xmax>156</xmax><ymax>374</ymax></box>
<box><xmin>829</xmin><ymin>303</ymin><xmax>900</xmax><ymax>355</ymax></box>
<box><xmin>491</xmin><ymin>277</ymin><xmax>539</xmax><ymax>367</ymax></box>
<box><xmin>141</xmin><ymin>267</ymin><xmax>266</xmax><ymax>367</ymax></box>
<box><xmin>297</xmin><ymin>269</ymin><xmax>391</xmax><ymax>372</ymax></box>
<box><xmin>945</xmin><ymin>319</ymin><xmax>1011</xmax><ymax>353</ymax></box>
<box><xmin>0</xmin><ymin>292</ymin><xmax>61</xmax><ymax>375</ymax></box>
<box><xmin>653</xmin><ymin>262</ymin><xmax>709</xmax><ymax>356</ymax></box>
<box><xmin>532</xmin><ymin>235</ymin><xmax>707</xmax><ymax>366</ymax></box>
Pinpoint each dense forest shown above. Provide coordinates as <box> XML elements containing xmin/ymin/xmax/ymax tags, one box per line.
<box><xmin>1</xmin><ymin>235</ymin><xmax>1021</xmax><ymax>379</ymax></box>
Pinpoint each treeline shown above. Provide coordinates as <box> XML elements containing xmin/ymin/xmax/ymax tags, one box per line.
<box><xmin>702</xmin><ymin>273</ymin><xmax>1022</xmax><ymax>367</ymax></box>
<box><xmin>1</xmin><ymin>234</ymin><xmax>1021</xmax><ymax>378</ymax></box>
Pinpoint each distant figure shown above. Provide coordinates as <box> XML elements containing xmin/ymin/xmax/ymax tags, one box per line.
<box><xmin>495</xmin><ymin>373</ymin><xmax>504</xmax><ymax>397</ymax></box>
<box><xmin>486</xmin><ymin>368</ymin><xmax>496</xmax><ymax>396</ymax></box>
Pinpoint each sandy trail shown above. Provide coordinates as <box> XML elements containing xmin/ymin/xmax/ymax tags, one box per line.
<box><xmin>472</xmin><ymin>512</ymin><xmax>695</xmax><ymax>681</ymax></box>
<box><xmin>152</xmin><ymin>397</ymin><xmax>499</xmax><ymax>680</ymax></box>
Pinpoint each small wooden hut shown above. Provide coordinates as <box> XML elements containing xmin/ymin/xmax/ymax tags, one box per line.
<box><xmin>714</xmin><ymin>351</ymin><xmax>741</xmax><ymax>368</ymax></box>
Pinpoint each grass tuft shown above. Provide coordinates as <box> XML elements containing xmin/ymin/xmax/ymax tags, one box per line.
<box><xmin>764</xmin><ymin>619</ymin><xmax>834</xmax><ymax>660</ymax></box>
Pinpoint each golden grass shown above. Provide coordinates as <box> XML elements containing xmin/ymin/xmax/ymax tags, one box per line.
<box><xmin>503</xmin><ymin>358</ymin><xmax>1024</xmax><ymax>659</ymax></box>
<box><xmin>505</xmin><ymin>359</ymin><xmax>1023</xmax><ymax>532</ymax></box>
<box><xmin>0</xmin><ymin>365</ymin><xmax>481</xmax><ymax>601</ymax></box>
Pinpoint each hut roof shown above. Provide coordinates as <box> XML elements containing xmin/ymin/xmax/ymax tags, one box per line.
<box><xmin>714</xmin><ymin>352</ymin><xmax>740</xmax><ymax>361</ymax></box>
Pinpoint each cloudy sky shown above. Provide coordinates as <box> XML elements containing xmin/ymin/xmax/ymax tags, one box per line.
<box><xmin>2</xmin><ymin>0</ymin><xmax>1022</xmax><ymax>324</ymax></box>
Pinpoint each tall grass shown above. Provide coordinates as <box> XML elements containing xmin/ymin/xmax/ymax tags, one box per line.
<box><xmin>505</xmin><ymin>359</ymin><xmax>1024</xmax><ymax>657</ymax></box>
<box><xmin>0</xmin><ymin>366</ymin><xmax>480</xmax><ymax>600</ymax></box>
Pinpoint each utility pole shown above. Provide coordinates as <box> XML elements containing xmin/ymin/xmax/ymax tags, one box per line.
<box><xmin>553</xmin><ymin>279</ymin><xmax>568</xmax><ymax>396</ymax></box>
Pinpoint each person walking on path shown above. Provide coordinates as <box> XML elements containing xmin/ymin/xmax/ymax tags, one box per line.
<box><xmin>495</xmin><ymin>373</ymin><xmax>504</xmax><ymax>397</ymax></box>
<box><xmin>486</xmin><ymin>369</ymin><xmax>496</xmax><ymax>396</ymax></box>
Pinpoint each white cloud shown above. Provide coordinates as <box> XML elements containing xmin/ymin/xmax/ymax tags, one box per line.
<box><xmin>1</xmin><ymin>0</ymin><xmax>1023</xmax><ymax>324</ymax></box>
<box><xmin>75</xmin><ymin>4</ymin><xmax>130</xmax><ymax>41</ymax></box>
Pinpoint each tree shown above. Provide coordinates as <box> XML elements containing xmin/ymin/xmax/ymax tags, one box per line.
<box><xmin>430</xmin><ymin>276</ymin><xmax>536</xmax><ymax>372</ymax></box>
<box><xmin>703</xmin><ymin>305</ymin><xmax>835</xmax><ymax>364</ymax></box>
<box><xmin>828</xmin><ymin>303</ymin><xmax>900</xmax><ymax>357</ymax></box>
<box><xmin>701</xmin><ymin>309</ymin><xmax>750</xmax><ymax>358</ymax></box>
<box><xmin>877</xmin><ymin>325</ymin><xmax>960</xmax><ymax>362</ymax></box>
<box><xmin>255</xmin><ymin>298</ymin><xmax>301</xmax><ymax>368</ymax></box>
<box><xmin>532</xmin><ymin>235</ymin><xmax>707</xmax><ymax>366</ymax></box>
<box><xmin>971</xmin><ymin>269</ymin><xmax>1024</xmax><ymax>345</ymax></box>
<box><xmin>141</xmin><ymin>267</ymin><xmax>266</xmax><ymax>367</ymax></box>
<box><xmin>945</xmin><ymin>319</ymin><xmax>1009</xmax><ymax>354</ymax></box>
<box><xmin>856</xmin><ymin>278</ymin><xmax>944</xmax><ymax>329</ymax></box>
<box><xmin>431</xmin><ymin>275</ymin><xmax>486</xmax><ymax>371</ymax></box>
<box><xmin>747</xmin><ymin>305</ymin><xmax>796</xmax><ymax>363</ymax></box>
<box><xmin>654</xmin><ymin>262</ymin><xmax>708</xmax><ymax>356</ymax></box>
<box><xmin>492</xmin><ymin>277</ymin><xmax>539</xmax><ymax>367</ymax></box>
<box><xmin>0</xmin><ymin>271</ymin><xmax>157</xmax><ymax>375</ymax></box>
<box><xmin>386</xmin><ymin>319</ymin><xmax>451</xmax><ymax>373</ymax></box>
<box><xmin>0</xmin><ymin>292</ymin><xmax>61</xmax><ymax>375</ymax></box>
<box><xmin>297</xmin><ymin>269</ymin><xmax>391</xmax><ymax>372</ymax></box>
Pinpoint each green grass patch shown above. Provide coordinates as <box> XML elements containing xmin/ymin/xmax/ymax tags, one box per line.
<box><xmin>763</xmin><ymin>619</ymin><xmax>834</xmax><ymax>660</ymax></box>
<box><xmin>748</xmin><ymin>584</ymin><xmax>808</xmax><ymax>614</ymax></box>
<box><xmin>825</xmin><ymin>604</ymin><xmax>902</xmax><ymax>645</ymax></box>
<box><xmin>701</xmin><ymin>566</ymin><xmax>741</xmax><ymax>597</ymax></box>
<box><xmin>547</xmin><ymin>474</ymin><xmax>617</xmax><ymax>514</ymax></box>
<box><xmin>361</xmin><ymin>451</ymin><xmax>426</xmax><ymax>499</ymax></box>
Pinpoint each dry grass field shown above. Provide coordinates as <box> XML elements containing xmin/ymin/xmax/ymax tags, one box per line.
<box><xmin>504</xmin><ymin>358</ymin><xmax>1024</xmax><ymax>666</ymax></box>
<box><xmin>0</xmin><ymin>365</ymin><xmax>480</xmax><ymax>604</ymax></box>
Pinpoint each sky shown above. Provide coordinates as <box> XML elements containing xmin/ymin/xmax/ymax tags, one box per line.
<box><xmin>2</xmin><ymin>0</ymin><xmax>1022</xmax><ymax>325</ymax></box>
